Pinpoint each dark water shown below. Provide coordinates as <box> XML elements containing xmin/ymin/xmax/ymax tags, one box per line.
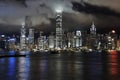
<box><xmin>0</xmin><ymin>52</ymin><xmax>120</xmax><ymax>80</ymax></box>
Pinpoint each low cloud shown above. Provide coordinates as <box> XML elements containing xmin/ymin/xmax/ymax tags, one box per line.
<box><xmin>0</xmin><ymin>0</ymin><xmax>120</xmax><ymax>34</ymax></box>
<box><xmin>72</xmin><ymin>1</ymin><xmax>120</xmax><ymax>17</ymax></box>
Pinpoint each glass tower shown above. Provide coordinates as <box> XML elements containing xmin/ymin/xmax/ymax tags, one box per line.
<box><xmin>20</xmin><ymin>23</ymin><xmax>26</xmax><ymax>49</ymax></box>
<box><xmin>56</xmin><ymin>11</ymin><xmax>63</xmax><ymax>49</ymax></box>
<box><xmin>29</xmin><ymin>28</ymin><xmax>34</xmax><ymax>44</ymax></box>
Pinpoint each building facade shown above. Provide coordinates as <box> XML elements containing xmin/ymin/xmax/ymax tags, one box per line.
<box><xmin>20</xmin><ymin>24</ymin><xmax>26</xmax><ymax>50</ymax></box>
<box><xmin>56</xmin><ymin>11</ymin><xmax>63</xmax><ymax>49</ymax></box>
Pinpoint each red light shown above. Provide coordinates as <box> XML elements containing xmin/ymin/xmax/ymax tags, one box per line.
<box><xmin>110</xmin><ymin>50</ymin><xmax>117</xmax><ymax>54</ymax></box>
<box><xmin>110</xmin><ymin>54</ymin><xmax>118</xmax><ymax>75</ymax></box>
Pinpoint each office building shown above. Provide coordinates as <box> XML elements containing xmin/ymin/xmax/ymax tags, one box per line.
<box><xmin>20</xmin><ymin>23</ymin><xmax>26</xmax><ymax>49</ymax></box>
<box><xmin>55</xmin><ymin>10</ymin><xmax>63</xmax><ymax>49</ymax></box>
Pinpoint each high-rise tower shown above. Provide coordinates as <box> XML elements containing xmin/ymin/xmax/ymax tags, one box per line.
<box><xmin>38</xmin><ymin>31</ymin><xmax>44</xmax><ymax>50</ymax></box>
<box><xmin>75</xmin><ymin>30</ymin><xmax>82</xmax><ymax>47</ymax></box>
<box><xmin>20</xmin><ymin>23</ymin><xmax>26</xmax><ymax>49</ymax></box>
<box><xmin>25</xmin><ymin>16</ymin><xmax>34</xmax><ymax>45</ymax></box>
<box><xmin>49</xmin><ymin>32</ymin><xmax>55</xmax><ymax>49</ymax></box>
<box><xmin>29</xmin><ymin>28</ymin><xmax>34</xmax><ymax>44</ymax></box>
<box><xmin>55</xmin><ymin>10</ymin><xmax>63</xmax><ymax>49</ymax></box>
<box><xmin>25</xmin><ymin>16</ymin><xmax>32</xmax><ymax>27</ymax></box>
<box><xmin>88</xmin><ymin>21</ymin><xmax>97</xmax><ymax>50</ymax></box>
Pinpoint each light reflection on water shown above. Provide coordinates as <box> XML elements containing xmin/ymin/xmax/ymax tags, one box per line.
<box><xmin>8</xmin><ymin>58</ymin><xmax>16</xmax><ymax>79</ymax></box>
<box><xmin>109</xmin><ymin>54</ymin><xmax>118</xmax><ymax>75</ymax></box>
<box><xmin>108</xmin><ymin>51</ymin><xmax>120</xmax><ymax>80</ymax></box>
<box><xmin>17</xmin><ymin>57</ymin><xmax>30</xmax><ymax>80</ymax></box>
<box><xmin>0</xmin><ymin>52</ymin><xmax>120</xmax><ymax>80</ymax></box>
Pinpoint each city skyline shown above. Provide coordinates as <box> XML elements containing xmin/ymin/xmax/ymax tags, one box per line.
<box><xmin>0</xmin><ymin>0</ymin><xmax>120</xmax><ymax>34</ymax></box>
<box><xmin>0</xmin><ymin>1</ymin><xmax>120</xmax><ymax>80</ymax></box>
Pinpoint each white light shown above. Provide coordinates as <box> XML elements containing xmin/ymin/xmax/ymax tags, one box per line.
<box><xmin>26</xmin><ymin>37</ymin><xmax>29</xmax><ymax>40</ymax></box>
<box><xmin>108</xmin><ymin>43</ymin><xmax>112</xmax><ymax>44</ymax></box>
<box><xmin>55</xmin><ymin>7</ymin><xmax>63</xmax><ymax>13</ymax></box>
<box><xmin>108</xmin><ymin>36</ymin><xmax>111</xmax><ymax>39</ymax></box>
<box><xmin>112</xmin><ymin>30</ymin><xmax>115</xmax><ymax>34</ymax></box>
<box><xmin>112</xmin><ymin>39</ymin><xmax>114</xmax><ymax>41</ymax></box>
<box><xmin>22</xmin><ymin>35</ymin><xmax>25</xmax><ymax>37</ymax></box>
<box><xmin>76</xmin><ymin>30</ymin><xmax>81</xmax><ymax>36</ymax></box>
<box><xmin>89</xmin><ymin>49</ymin><xmax>93</xmax><ymax>52</ymax></box>
<box><xmin>56</xmin><ymin>9</ymin><xmax>62</xmax><ymax>13</ymax></box>
<box><xmin>9</xmin><ymin>38</ymin><xmax>15</xmax><ymax>41</ymax></box>
<box><xmin>1</xmin><ymin>35</ymin><xmax>5</xmax><ymax>37</ymax></box>
<box><xmin>49</xmin><ymin>45</ymin><xmax>54</xmax><ymax>48</ymax></box>
<box><xmin>22</xmin><ymin>22</ymin><xmax>25</xmax><ymax>28</ymax></box>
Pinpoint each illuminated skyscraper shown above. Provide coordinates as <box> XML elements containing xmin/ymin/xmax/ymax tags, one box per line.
<box><xmin>20</xmin><ymin>23</ymin><xmax>26</xmax><ymax>49</ymax></box>
<box><xmin>0</xmin><ymin>35</ymin><xmax>7</xmax><ymax>50</ymax></box>
<box><xmin>88</xmin><ymin>22</ymin><xmax>97</xmax><ymax>49</ymax></box>
<box><xmin>38</xmin><ymin>31</ymin><xmax>44</xmax><ymax>50</ymax></box>
<box><xmin>55</xmin><ymin>10</ymin><xmax>63</xmax><ymax>49</ymax></box>
<box><xmin>75</xmin><ymin>30</ymin><xmax>82</xmax><ymax>47</ymax></box>
<box><xmin>48</xmin><ymin>33</ymin><xmax>55</xmax><ymax>49</ymax></box>
<box><xmin>25</xmin><ymin>16</ymin><xmax>34</xmax><ymax>44</ymax></box>
<box><xmin>8</xmin><ymin>38</ymin><xmax>16</xmax><ymax>50</ymax></box>
<box><xmin>29</xmin><ymin>28</ymin><xmax>34</xmax><ymax>44</ymax></box>
<box><xmin>90</xmin><ymin>21</ymin><xmax>96</xmax><ymax>36</ymax></box>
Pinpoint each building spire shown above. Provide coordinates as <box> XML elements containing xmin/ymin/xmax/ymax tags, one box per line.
<box><xmin>92</xmin><ymin>21</ymin><xmax>95</xmax><ymax>28</ymax></box>
<box><xmin>25</xmin><ymin>16</ymin><xmax>32</xmax><ymax>27</ymax></box>
<box><xmin>90</xmin><ymin>21</ymin><xmax>96</xmax><ymax>35</ymax></box>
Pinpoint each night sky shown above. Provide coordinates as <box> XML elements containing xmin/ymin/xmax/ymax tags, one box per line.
<box><xmin>0</xmin><ymin>0</ymin><xmax>120</xmax><ymax>34</ymax></box>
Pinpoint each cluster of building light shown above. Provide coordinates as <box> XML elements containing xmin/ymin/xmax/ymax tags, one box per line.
<box><xmin>0</xmin><ymin>9</ymin><xmax>120</xmax><ymax>52</ymax></box>
<box><xmin>0</xmin><ymin>25</ymin><xmax>119</xmax><ymax>52</ymax></box>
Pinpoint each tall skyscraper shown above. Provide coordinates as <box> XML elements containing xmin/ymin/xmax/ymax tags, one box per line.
<box><xmin>75</xmin><ymin>30</ymin><xmax>82</xmax><ymax>47</ymax></box>
<box><xmin>20</xmin><ymin>23</ymin><xmax>26</xmax><ymax>49</ymax></box>
<box><xmin>38</xmin><ymin>31</ymin><xmax>44</xmax><ymax>50</ymax></box>
<box><xmin>90</xmin><ymin>21</ymin><xmax>96</xmax><ymax>36</ymax></box>
<box><xmin>8</xmin><ymin>38</ymin><xmax>16</xmax><ymax>50</ymax></box>
<box><xmin>25</xmin><ymin>16</ymin><xmax>32</xmax><ymax>27</ymax></box>
<box><xmin>48</xmin><ymin>33</ymin><xmax>55</xmax><ymax>49</ymax></box>
<box><xmin>25</xmin><ymin>16</ymin><xmax>35</xmax><ymax>50</ymax></box>
<box><xmin>88</xmin><ymin>22</ymin><xmax>97</xmax><ymax>50</ymax></box>
<box><xmin>29</xmin><ymin>28</ymin><xmax>34</xmax><ymax>44</ymax></box>
<box><xmin>55</xmin><ymin>10</ymin><xmax>63</xmax><ymax>49</ymax></box>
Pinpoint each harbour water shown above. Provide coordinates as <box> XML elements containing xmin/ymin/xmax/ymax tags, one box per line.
<box><xmin>0</xmin><ymin>52</ymin><xmax>120</xmax><ymax>80</ymax></box>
